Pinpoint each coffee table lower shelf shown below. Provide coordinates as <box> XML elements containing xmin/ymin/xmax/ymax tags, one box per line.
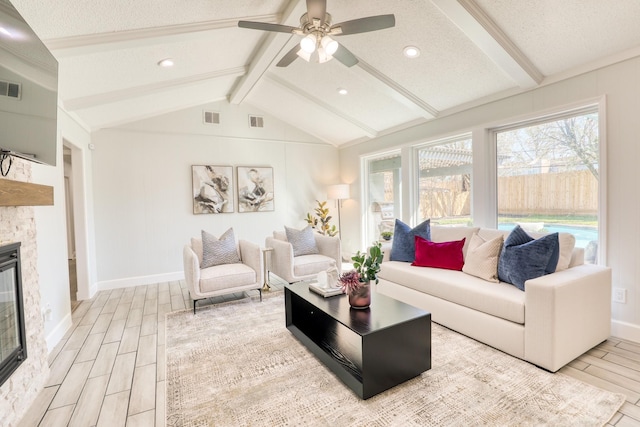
<box><xmin>285</xmin><ymin>283</ymin><xmax>431</xmax><ymax>399</ymax></box>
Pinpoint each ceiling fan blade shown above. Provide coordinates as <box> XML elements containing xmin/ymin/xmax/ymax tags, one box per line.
<box><xmin>333</xmin><ymin>44</ymin><xmax>358</xmax><ymax>67</ymax></box>
<box><xmin>331</xmin><ymin>14</ymin><xmax>396</xmax><ymax>35</ymax></box>
<box><xmin>306</xmin><ymin>0</ymin><xmax>327</xmax><ymax>26</ymax></box>
<box><xmin>276</xmin><ymin>45</ymin><xmax>301</xmax><ymax>67</ymax></box>
<box><xmin>238</xmin><ymin>21</ymin><xmax>298</xmax><ymax>34</ymax></box>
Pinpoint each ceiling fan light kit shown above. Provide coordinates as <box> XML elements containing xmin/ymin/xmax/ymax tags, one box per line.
<box><xmin>321</xmin><ymin>36</ymin><xmax>339</xmax><ymax>55</ymax></box>
<box><xmin>300</xmin><ymin>34</ymin><xmax>317</xmax><ymax>53</ymax></box>
<box><xmin>238</xmin><ymin>0</ymin><xmax>395</xmax><ymax>68</ymax></box>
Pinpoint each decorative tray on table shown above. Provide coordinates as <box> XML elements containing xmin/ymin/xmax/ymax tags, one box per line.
<box><xmin>308</xmin><ymin>282</ymin><xmax>344</xmax><ymax>298</ymax></box>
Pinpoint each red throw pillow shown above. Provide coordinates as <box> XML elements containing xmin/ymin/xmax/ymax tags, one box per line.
<box><xmin>412</xmin><ymin>236</ymin><xmax>465</xmax><ymax>270</ymax></box>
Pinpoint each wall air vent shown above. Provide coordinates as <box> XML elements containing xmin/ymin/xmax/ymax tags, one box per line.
<box><xmin>249</xmin><ymin>115</ymin><xmax>264</xmax><ymax>128</ymax></box>
<box><xmin>203</xmin><ymin>110</ymin><xmax>220</xmax><ymax>125</ymax></box>
<box><xmin>0</xmin><ymin>80</ymin><xmax>21</xmax><ymax>99</ymax></box>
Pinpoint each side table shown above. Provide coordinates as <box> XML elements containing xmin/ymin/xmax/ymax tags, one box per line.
<box><xmin>261</xmin><ymin>247</ymin><xmax>274</xmax><ymax>291</ymax></box>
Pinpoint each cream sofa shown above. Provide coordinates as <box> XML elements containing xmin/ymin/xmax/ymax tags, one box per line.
<box><xmin>376</xmin><ymin>225</ymin><xmax>612</xmax><ymax>372</ymax></box>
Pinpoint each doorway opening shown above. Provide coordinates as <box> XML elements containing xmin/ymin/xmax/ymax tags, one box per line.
<box><xmin>63</xmin><ymin>143</ymin><xmax>79</xmax><ymax>311</ymax></box>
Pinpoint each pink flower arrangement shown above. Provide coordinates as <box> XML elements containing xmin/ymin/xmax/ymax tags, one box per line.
<box><xmin>339</xmin><ymin>270</ymin><xmax>364</xmax><ymax>294</ymax></box>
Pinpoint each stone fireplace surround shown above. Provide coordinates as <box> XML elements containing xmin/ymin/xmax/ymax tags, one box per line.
<box><xmin>0</xmin><ymin>159</ymin><xmax>51</xmax><ymax>427</ymax></box>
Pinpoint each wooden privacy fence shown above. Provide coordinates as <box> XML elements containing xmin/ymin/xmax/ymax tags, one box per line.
<box><xmin>417</xmin><ymin>170</ymin><xmax>597</xmax><ymax>218</ymax></box>
<box><xmin>498</xmin><ymin>170</ymin><xmax>598</xmax><ymax>215</ymax></box>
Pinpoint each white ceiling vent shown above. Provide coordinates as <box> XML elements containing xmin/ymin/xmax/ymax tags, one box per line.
<box><xmin>249</xmin><ymin>115</ymin><xmax>264</xmax><ymax>128</ymax></box>
<box><xmin>0</xmin><ymin>80</ymin><xmax>21</xmax><ymax>100</ymax></box>
<box><xmin>203</xmin><ymin>110</ymin><xmax>220</xmax><ymax>125</ymax></box>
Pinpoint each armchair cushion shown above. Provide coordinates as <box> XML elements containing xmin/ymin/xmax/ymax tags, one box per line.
<box><xmin>285</xmin><ymin>225</ymin><xmax>319</xmax><ymax>256</ymax></box>
<box><xmin>201</xmin><ymin>228</ymin><xmax>241</xmax><ymax>268</ymax></box>
<box><xmin>293</xmin><ymin>254</ymin><xmax>337</xmax><ymax>278</ymax></box>
<box><xmin>199</xmin><ymin>263</ymin><xmax>257</xmax><ymax>293</ymax></box>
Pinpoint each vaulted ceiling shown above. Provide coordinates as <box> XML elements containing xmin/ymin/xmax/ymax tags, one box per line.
<box><xmin>10</xmin><ymin>0</ymin><xmax>640</xmax><ymax>146</ymax></box>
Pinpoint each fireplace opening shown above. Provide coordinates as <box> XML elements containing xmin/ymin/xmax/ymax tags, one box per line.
<box><xmin>0</xmin><ymin>242</ymin><xmax>27</xmax><ymax>387</ymax></box>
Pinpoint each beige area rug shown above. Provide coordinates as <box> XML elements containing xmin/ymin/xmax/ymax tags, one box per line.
<box><xmin>166</xmin><ymin>292</ymin><xmax>624</xmax><ymax>426</ymax></box>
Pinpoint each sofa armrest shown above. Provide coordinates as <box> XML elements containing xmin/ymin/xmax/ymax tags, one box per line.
<box><xmin>524</xmin><ymin>264</ymin><xmax>612</xmax><ymax>372</ymax></box>
<box><xmin>381</xmin><ymin>242</ymin><xmax>393</xmax><ymax>262</ymax></box>
<box><xmin>239</xmin><ymin>239</ymin><xmax>263</xmax><ymax>285</ymax></box>
<box><xmin>266</xmin><ymin>236</ymin><xmax>295</xmax><ymax>282</ymax></box>
<box><xmin>183</xmin><ymin>245</ymin><xmax>201</xmax><ymax>296</ymax></box>
<box><xmin>315</xmin><ymin>234</ymin><xmax>342</xmax><ymax>274</ymax></box>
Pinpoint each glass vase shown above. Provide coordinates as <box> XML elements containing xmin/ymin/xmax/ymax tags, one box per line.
<box><xmin>348</xmin><ymin>281</ymin><xmax>371</xmax><ymax>309</ymax></box>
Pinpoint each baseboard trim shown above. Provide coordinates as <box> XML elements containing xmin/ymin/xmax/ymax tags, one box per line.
<box><xmin>611</xmin><ymin>319</ymin><xmax>640</xmax><ymax>343</ymax></box>
<box><xmin>46</xmin><ymin>312</ymin><xmax>72</xmax><ymax>353</ymax></box>
<box><xmin>96</xmin><ymin>271</ymin><xmax>184</xmax><ymax>291</ymax></box>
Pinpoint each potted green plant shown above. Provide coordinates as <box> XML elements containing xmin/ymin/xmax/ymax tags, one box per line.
<box><xmin>339</xmin><ymin>242</ymin><xmax>384</xmax><ymax>309</ymax></box>
<box><xmin>380</xmin><ymin>231</ymin><xmax>393</xmax><ymax>241</ymax></box>
<box><xmin>305</xmin><ymin>200</ymin><xmax>338</xmax><ymax>237</ymax></box>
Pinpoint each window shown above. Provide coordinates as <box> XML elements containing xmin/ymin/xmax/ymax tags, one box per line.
<box><xmin>416</xmin><ymin>136</ymin><xmax>472</xmax><ymax>225</ymax></box>
<box><xmin>363</xmin><ymin>152</ymin><xmax>401</xmax><ymax>245</ymax></box>
<box><xmin>495</xmin><ymin>109</ymin><xmax>600</xmax><ymax>263</ymax></box>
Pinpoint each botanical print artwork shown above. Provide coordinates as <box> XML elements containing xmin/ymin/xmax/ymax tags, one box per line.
<box><xmin>237</xmin><ymin>166</ymin><xmax>274</xmax><ymax>212</ymax></box>
<box><xmin>192</xmin><ymin>165</ymin><xmax>234</xmax><ymax>214</ymax></box>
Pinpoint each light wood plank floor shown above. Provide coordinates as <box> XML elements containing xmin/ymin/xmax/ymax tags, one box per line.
<box><xmin>17</xmin><ymin>276</ymin><xmax>640</xmax><ymax>426</ymax></box>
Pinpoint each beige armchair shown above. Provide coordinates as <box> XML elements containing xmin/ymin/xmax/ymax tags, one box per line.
<box><xmin>183</xmin><ymin>237</ymin><xmax>263</xmax><ymax>314</ymax></box>
<box><xmin>265</xmin><ymin>231</ymin><xmax>341</xmax><ymax>283</ymax></box>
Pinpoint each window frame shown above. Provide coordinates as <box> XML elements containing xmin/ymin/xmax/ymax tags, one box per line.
<box><xmin>488</xmin><ymin>101</ymin><xmax>607</xmax><ymax>265</ymax></box>
<box><xmin>360</xmin><ymin>149</ymin><xmax>402</xmax><ymax>249</ymax></box>
<box><xmin>412</xmin><ymin>133</ymin><xmax>473</xmax><ymax>226</ymax></box>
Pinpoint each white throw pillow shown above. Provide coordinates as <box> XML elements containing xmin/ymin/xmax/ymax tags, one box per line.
<box><xmin>462</xmin><ymin>233</ymin><xmax>504</xmax><ymax>282</ymax></box>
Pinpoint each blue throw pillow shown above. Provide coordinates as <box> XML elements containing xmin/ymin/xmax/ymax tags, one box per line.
<box><xmin>498</xmin><ymin>225</ymin><xmax>560</xmax><ymax>291</ymax></box>
<box><xmin>390</xmin><ymin>219</ymin><xmax>431</xmax><ymax>262</ymax></box>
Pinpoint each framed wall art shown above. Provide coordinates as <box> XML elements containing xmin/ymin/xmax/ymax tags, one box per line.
<box><xmin>192</xmin><ymin>165</ymin><xmax>234</xmax><ymax>214</ymax></box>
<box><xmin>236</xmin><ymin>166</ymin><xmax>274</xmax><ymax>212</ymax></box>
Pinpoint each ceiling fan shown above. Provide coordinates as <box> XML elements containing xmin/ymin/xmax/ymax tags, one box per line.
<box><xmin>238</xmin><ymin>0</ymin><xmax>395</xmax><ymax>67</ymax></box>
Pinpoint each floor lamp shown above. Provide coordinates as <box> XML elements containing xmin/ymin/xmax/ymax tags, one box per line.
<box><xmin>327</xmin><ymin>184</ymin><xmax>350</xmax><ymax>237</ymax></box>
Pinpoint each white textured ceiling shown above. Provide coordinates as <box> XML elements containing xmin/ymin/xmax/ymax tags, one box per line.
<box><xmin>8</xmin><ymin>0</ymin><xmax>640</xmax><ymax>146</ymax></box>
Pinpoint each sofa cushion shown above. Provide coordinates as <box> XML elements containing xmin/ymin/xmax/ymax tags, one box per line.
<box><xmin>293</xmin><ymin>254</ymin><xmax>336</xmax><ymax>277</ymax></box>
<box><xmin>390</xmin><ymin>218</ymin><xmax>430</xmax><ymax>262</ymax></box>
<box><xmin>379</xmin><ymin>261</ymin><xmax>525</xmax><ymax>324</ymax></box>
<box><xmin>201</xmin><ymin>228</ymin><xmax>241</xmax><ymax>268</ymax></box>
<box><xmin>478</xmin><ymin>228</ymin><xmax>575</xmax><ymax>272</ymax></box>
<box><xmin>412</xmin><ymin>236</ymin><xmax>465</xmax><ymax>270</ymax></box>
<box><xmin>498</xmin><ymin>226</ymin><xmax>560</xmax><ymax>291</ymax></box>
<box><xmin>462</xmin><ymin>233</ymin><xmax>503</xmax><ymax>282</ymax></box>
<box><xmin>540</xmin><ymin>232</ymin><xmax>575</xmax><ymax>271</ymax></box>
<box><xmin>285</xmin><ymin>225</ymin><xmax>319</xmax><ymax>256</ymax></box>
<box><xmin>430</xmin><ymin>226</ymin><xmax>480</xmax><ymax>258</ymax></box>
<box><xmin>199</xmin><ymin>263</ymin><xmax>256</xmax><ymax>293</ymax></box>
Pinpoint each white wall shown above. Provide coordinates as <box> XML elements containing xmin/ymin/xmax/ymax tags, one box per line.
<box><xmin>91</xmin><ymin>101</ymin><xmax>339</xmax><ymax>288</ymax></box>
<box><xmin>31</xmin><ymin>107</ymin><xmax>94</xmax><ymax>351</ymax></box>
<box><xmin>339</xmin><ymin>57</ymin><xmax>640</xmax><ymax>342</ymax></box>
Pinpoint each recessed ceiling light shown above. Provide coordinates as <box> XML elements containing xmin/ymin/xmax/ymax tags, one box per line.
<box><xmin>157</xmin><ymin>58</ymin><xmax>174</xmax><ymax>67</ymax></box>
<box><xmin>337</xmin><ymin>88</ymin><xmax>348</xmax><ymax>95</ymax></box>
<box><xmin>403</xmin><ymin>46</ymin><xmax>420</xmax><ymax>58</ymax></box>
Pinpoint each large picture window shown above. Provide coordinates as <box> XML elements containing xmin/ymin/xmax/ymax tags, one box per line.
<box><xmin>416</xmin><ymin>136</ymin><xmax>473</xmax><ymax>225</ymax></box>
<box><xmin>363</xmin><ymin>152</ymin><xmax>401</xmax><ymax>245</ymax></box>
<box><xmin>495</xmin><ymin>108</ymin><xmax>600</xmax><ymax>263</ymax></box>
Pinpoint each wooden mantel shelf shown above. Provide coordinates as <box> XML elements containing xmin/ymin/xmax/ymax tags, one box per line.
<box><xmin>0</xmin><ymin>178</ymin><xmax>54</xmax><ymax>206</ymax></box>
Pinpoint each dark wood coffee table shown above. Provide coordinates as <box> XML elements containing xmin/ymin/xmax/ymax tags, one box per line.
<box><xmin>285</xmin><ymin>282</ymin><xmax>431</xmax><ymax>399</ymax></box>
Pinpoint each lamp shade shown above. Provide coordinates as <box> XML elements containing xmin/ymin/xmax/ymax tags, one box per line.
<box><xmin>327</xmin><ymin>184</ymin><xmax>350</xmax><ymax>200</ymax></box>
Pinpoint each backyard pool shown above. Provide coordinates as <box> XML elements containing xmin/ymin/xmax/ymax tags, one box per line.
<box><xmin>498</xmin><ymin>223</ymin><xmax>598</xmax><ymax>249</ymax></box>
